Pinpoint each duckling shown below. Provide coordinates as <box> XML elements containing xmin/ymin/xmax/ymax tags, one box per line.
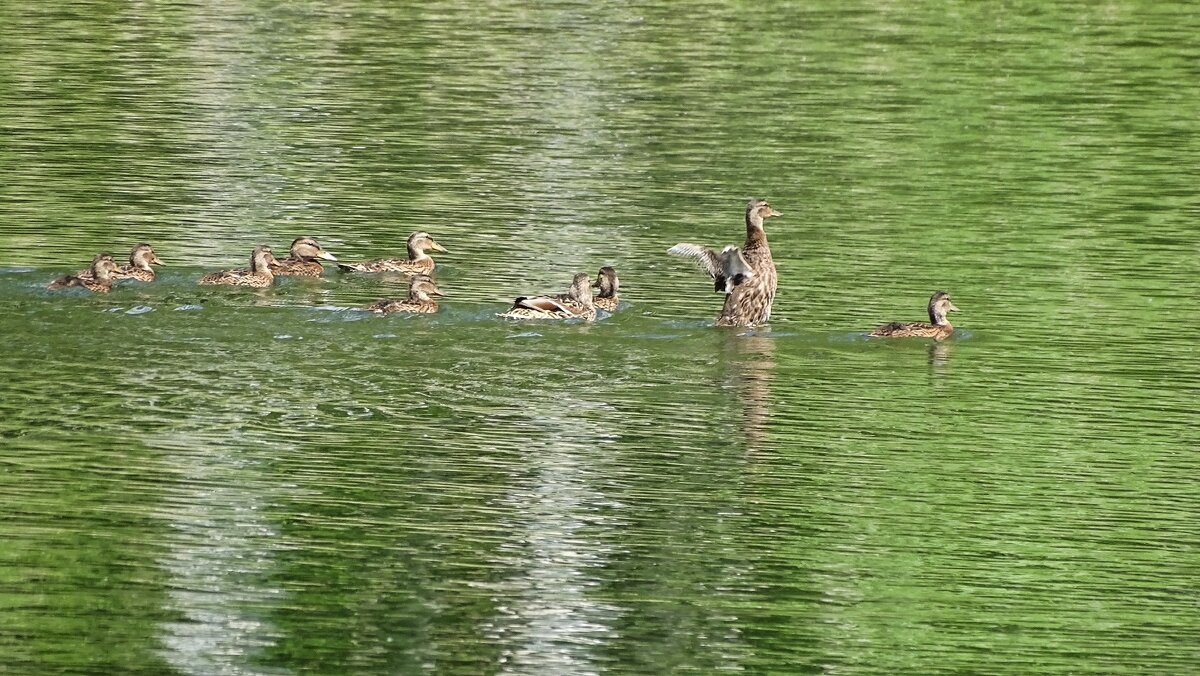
<box><xmin>114</xmin><ymin>243</ymin><xmax>164</xmax><ymax>281</ymax></box>
<box><xmin>498</xmin><ymin>272</ymin><xmax>596</xmax><ymax>321</ymax></box>
<box><xmin>337</xmin><ymin>231</ymin><xmax>448</xmax><ymax>274</ymax></box>
<box><xmin>870</xmin><ymin>291</ymin><xmax>960</xmax><ymax>341</ymax></box>
<box><xmin>592</xmin><ymin>266</ymin><xmax>620</xmax><ymax>313</ymax></box>
<box><xmin>668</xmin><ymin>198</ymin><xmax>781</xmax><ymax>327</ymax></box>
<box><xmin>366</xmin><ymin>274</ymin><xmax>444</xmax><ymax>314</ymax></box>
<box><xmin>74</xmin><ymin>243</ymin><xmax>164</xmax><ymax>282</ymax></box>
<box><xmin>198</xmin><ymin>245</ymin><xmax>280</xmax><ymax>287</ymax></box>
<box><xmin>49</xmin><ymin>253</ymin><xmax>118</xmax><ymax>292</ymax></box>
<box><xmin>271</xmin><ymin>237</ymin><xmax>337</xmax><ymax>277</ymax></box>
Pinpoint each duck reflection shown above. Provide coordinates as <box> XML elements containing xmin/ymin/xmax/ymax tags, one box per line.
<box><xmin>928</xmin><ymin>341</ymin><xmax>951</xmax><ymax>374</ymax></box>
<box><xmin>724</xmin><ymin>333</ymin><xmax>776</xmax><ymax>454</ymax></box>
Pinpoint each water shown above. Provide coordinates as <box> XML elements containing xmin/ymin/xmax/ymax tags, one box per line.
<box><xmin>2</xmin><ymin>2</ymin><xmax>1198</xmax><ymax>673</ymax></box>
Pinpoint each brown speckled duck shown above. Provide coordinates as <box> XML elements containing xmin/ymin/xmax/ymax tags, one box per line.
<box><xmin>498</xmin><ymin>272</ymin><xmax>596</xmax><ymax>321</ymax></box>
<box><xmin>366</xmin><ymin>274</ymin><xmax>444</xmax><ymax>314</ymax></box>
<box><xmin>592</xmin><ymin>266</ymin><xmax>620</xmax><ymax>313</ymax></box>
<box><xmin>870</xmin><ymin>291</ymin><xmax>960</xmax><ymax>341</ymax></box>
<box><xmin>115</xmin><ymin>244</ymin><xmax>164</xmax><ymax>281</ymax></box>
<box><xmin>271</xmin><ymin>237</ymin><xmax>337</xmax><ymax>277</ymax></box>
<box><xmin>75</xmin><ymin>243</ymin><xmax>163</xmax><ymax>282</ymax></box>
<box><xmin>198</xmin><ymin>245</ymin><xmax>280</xmax><ymax>287</ymax></box>
<box><xmin>49</xmin><ymin>253</ymin><xmax>118</xmax><ymax>292</ymax></box>
<box><xmin>337</xmin><ymin>231</ymin><xmax>447</xmax><ymax>274</ymax></box>
<box><xmin>668</xmin><ymin>198</ymin><xmax>781</xmax><ymax>327</ymax></box>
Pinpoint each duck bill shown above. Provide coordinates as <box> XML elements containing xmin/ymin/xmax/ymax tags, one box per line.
<box><xmin>151</xmin><ymin>256</ymin><xmax>166</xmax><ymax>266</ymax></box>
<box><xmin>318</xmin><ymin>252</ymin><xmax>337</xmax><ymax>261</ymax></box>
<box><xmin>430</xmin><ymin>242</ymin><xmax>448</xmax><ymax>253</ymax></box>
<box><xmin>948</xmin><ymin>303</ymin><xmax>961</xmax><ymax>312</ymax></box>
<box><xmin>431</xmin><ymin>289</ymin><xmax>447</xmax><ymax>297</ymax></box>
<box><xmin>768</xmin><ymin>208</ymin><xmax>782</xmax><ymax>217</ymax></box>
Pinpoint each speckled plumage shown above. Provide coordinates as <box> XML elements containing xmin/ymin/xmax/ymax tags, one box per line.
<box><xmin>76</xmin><ymin>244</ymin><xmax>163</xmax><ymax>283</ymax></box>
<box><xmin>669</xmin><ymin>199</ymin><xmax>781</xmax><ymax>327</ymax></box>
<box><xmin>50</xmin><ymin>253</ymin><xmax>118</xmax><ymax>293</ymax></box>
<box><xmin>338</xmin><ymin>231</ymin><xmax>447</xmax><ymax>274</ymax></box>
<box><xmin>499</xmin><ymin>273</ymin><xmax>597</xmax><ymax>321</ymax></box>
<box><xmin>591</xmin><ymin>266</ymin><xmax>620</xmax><ymax>313</ymax></box>
<box><xmin>366</xmin><ymin>274</ymin><xmax>443</xmax><ymax>314</ymax></box>
<box><xmin>199</xmin><ymin>245</ymin><xmax>280</xmax><ymax>287</ymax></box>
<box><xmin>272</xmin><ymin>237</ymin><xmax>336</xmax><ymax>277</ymax></box>
<box><xmin>870</xmin><ymin>291</ymin><xmax>960</xmax><ymax>341</ymax></box>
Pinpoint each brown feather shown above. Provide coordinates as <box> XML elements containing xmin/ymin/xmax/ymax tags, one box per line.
<box><xmin>367</xmin><ymin>299</ymin><xmax>438</xmax><ymax>314</ymax></box>
<box><xmin>870</xmin><ymin>322</ymin><xmax>954</xmax><ymax>341</ymax></box>
<box><xmin>337</xmin><ymin>257</ymin><xmax>435</xmax><ymax>274</ymax></box>
<box><xmin>272</xmin><ymin>259</ymin><xmax>325</xmax><ymax>277</ymax></box>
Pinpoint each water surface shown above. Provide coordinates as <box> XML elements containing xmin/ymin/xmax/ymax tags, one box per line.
<box><xmin>2</xmin><ymin>1</ymin><xmax>1198</xmax><ymax>674</ymax></box>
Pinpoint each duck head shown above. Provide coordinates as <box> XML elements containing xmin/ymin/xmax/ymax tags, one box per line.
<box><xmin>568</xmin><ymin>272</ymin><xmax>594</xmax><ymax>307</ymax></box>
<box><xmin>289</xmin><ymin>236</ymin><xmax>336</xmax><ymax>262</ymax></box>
<box><xmin>250</xmin><ymin>245</ymin><xmax>280</xmax><ymax>274</ymax></box>
<box><xmin>746</xmin><ymin>198</ymin><xmax>782</xmax><ymax>229</ymax></box>
<box><xmin>407</xmin><ymin>231</ymin><xmax>448</xmax><ymax>258</ymax></box>
<box><xmin>408</xmin><ymin>274</ymin><xmax>445</xmax><ymax>302</ymax></box>
<box><xmin>91</xmin><ymin>253</ymin><xmax>119</xmax><ymax>280</ymax></box>
<box><xmin>928</xmin><ymin>291</ymin><xmax>960</xmax><ymax>325</ymax></box>
<box><xmin>129</xmin><ymin>243</ymin><xmax>164</xmax><ymax>271</ymax></box>
<box><xmin>593</xmin><ymin>266</ymin><xmax>619</xmax><ymax>297</ymax></box>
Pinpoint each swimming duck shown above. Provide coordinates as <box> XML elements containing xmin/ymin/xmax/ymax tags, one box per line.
<box><xmin>366</xmin><ymin>274</ymin><xmax>444</xmax><ymax>314</ymax></box>
<box><xmin>592</xmin><ymin>266</ymin><xmax>620</xmax><ymax>313</ymax></box>
<box><xmin>115</xmin><ymin>243</ymin><xmax>165</xmax><ymax>281</ymax></box>
<box><xmin>198</xmin><ymin>245</ymin><xmax>280</xmax><ymax>287</ymax></box>
<box><xmin>74</xmin><ymin>243</ymin><xmax>164</xmax><ymax>282</ymax></box>
<box><xmin>271</xmin><ymin>237</ymin><xmax>337</xmax><ymax>277</ymax></box>
<box><xmin>668</xmin><ymin>198</ymin><xmax>781</xmax><ymax>327</ymax></box>
<box><xmin>337</xmin><ymin>231</ymin><xmax>448</xmax><ymax>274</ymax></box>
<box><xmin>49</xmin><ymin>253</ymin><xmax>118</xmax><ymax>292</ymax></box>
<box><xmin>498</xmin><ymin>272</ymin><xmax>596</xmax><ymax>321</ymax></box>
<box><xmin>870</xmin><ymin>291</ymin><xmax>960</xmax><ymax>341</ymax></box>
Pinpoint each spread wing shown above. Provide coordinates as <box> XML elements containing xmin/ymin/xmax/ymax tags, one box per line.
<box><xmin>668</xmin><ymin>243</ymin><xmax>722</xmax><ymax>278</ymax></box>
<box><xmin>716</xmin><ymin>246</ymin><xmax>754</xmax><ymax>294</ymax></box>
<box><xmin>513</xmin><ymin>295</ymin><xmax>573</xmax><ymax>314</ymax></box>
<box><xmin>668</xmin><ymin>243</ymin><xmax>754</xmax><ymax>294</ymax></box>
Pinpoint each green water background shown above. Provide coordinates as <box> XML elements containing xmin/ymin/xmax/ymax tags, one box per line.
<box><xmin>1</xmin><ymin>2</ymin><xmax>1198</xmax><ymax>673</ymax></box>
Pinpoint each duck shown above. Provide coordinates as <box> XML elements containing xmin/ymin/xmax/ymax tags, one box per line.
<box><xmin>592</xmin><ymin>266</ymin><xmax>620</xmax><ymax>313</ymax></box>
<box><xmin>366</xmin><ymin>274</ymin><xmax>444</xmax><ymax>314</ymax></box>
<box><xmin>74</xmin><ymin>243</ymin><xmax>164</xmax><ymax>282</ymax></box>
<box><xmin>498</xmin><ymin>272</ymin><xmax>596</xmax><ymax>321</ymax></box>
<box><xmin>337</xmin><ymin>231</ymin><xmax>448</xmax><ymax>274</ymax></box>
<box><xmin>668</xmin><ymin>198</ymin><xmax>781</xmax><ymax>327</ymax></box>
<box><xmin>198</xmin><ymin>245</ymin><xmax>280</xmax><ymax>287</ymax></box>
<box><xmin>271</xmin><ymin>237</ymin><xmax>337</xmax><ymax>277</ymax></box>
<box><xmin>115</xmin><ymin>243</ymin><xmax>165</xmax><ymax>281</ymax></box>
<box><xmin>49</xmin><ymin>253</ymin><xmax>119</xmax><ymax>292</ymax></box>
<box><xmin>870</xmin><ymin>291</ymin><xmax>960</xmax><ymax>341</ymax></box>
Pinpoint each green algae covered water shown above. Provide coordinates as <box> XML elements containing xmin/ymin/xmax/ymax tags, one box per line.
<box><xmin>2</xmin><ymin>2</ymin><xmax>1198</xmax><ymax>673</ymax></box>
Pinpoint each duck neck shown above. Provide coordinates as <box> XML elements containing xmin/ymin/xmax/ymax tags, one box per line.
<box><xmin>929</xmin><ymin>306</ymin><xmax>951</xmax><ymax>326</ymax></box>
<box><xmin>745</xmin><ymin>212</ymin><xmax>768</xmax><ymax>249</ymax></box>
